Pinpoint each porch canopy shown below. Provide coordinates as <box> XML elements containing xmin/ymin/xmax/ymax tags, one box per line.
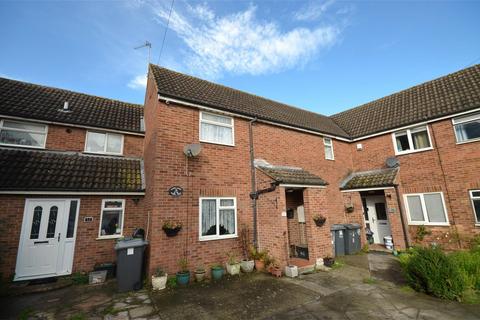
<box><xmin>340</xmin><ymin>168</ymin><xmax>398</xmax><ymax>192</ymax></box>
<box><xmin>257</xmin><ymin>164</ymin><xmax>328</xmax><ymax>188</ymax></box>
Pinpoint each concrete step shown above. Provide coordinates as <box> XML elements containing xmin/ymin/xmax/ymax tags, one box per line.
<box><xmin>297</xmin><ymin>264</ymin><xmax>315</xmax><ymax>274</ymax></box>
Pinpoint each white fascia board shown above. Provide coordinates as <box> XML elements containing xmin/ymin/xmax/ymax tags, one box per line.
<box><xmin>340</xmin><ymin>186</ymin><xmax>395</xmax><ymax>193</ymax></box>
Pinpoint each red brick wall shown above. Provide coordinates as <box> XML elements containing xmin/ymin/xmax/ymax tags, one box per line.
<box><xmin>0</xmin><ymin>195</ymin><xmax>146</xmax><ymax>280</ymax></box>
<box><xmin>0</xmin><ymin>120</ymin><xmax>145</xmax><ymax>158</ymax></box>
<box><xmin>143</xmin><ymin>76</ymin><xmax>365</xmax><ymax>275</ymax></box>
<box><xmin>352</xmin><ymin>118</ymin><xmax>480</xmax><ymax>248</ymax></box>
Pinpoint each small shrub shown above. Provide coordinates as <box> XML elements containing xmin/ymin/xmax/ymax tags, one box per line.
<box><xmin>71</xmin><ymin>272</ymin><xmax>88</xmax><ymax>285</ymax></box>
<box><xmin>401</xmin><ymin>246</ymin><xmax>466</xmax><ymax>300</ymax></box>
<box><xmin>166</xmin><ymin>276</ymin><xmax>177</xmax><ymax>289</ymax></box>
<box><xmin>415</xmin><ymin>225</ymin><xmax>431</xmax><ymax>242</ymax></box>
<box><xmin>449</xmin><ymin>250</ymin><xmax>480</xmax><ymax>291</ymax></box>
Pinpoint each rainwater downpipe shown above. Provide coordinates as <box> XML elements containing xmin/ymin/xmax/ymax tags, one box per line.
<box><xmin>249</xmin><ymin>117</ymin><xmax>259</xmax><ymax>249</ymax></box>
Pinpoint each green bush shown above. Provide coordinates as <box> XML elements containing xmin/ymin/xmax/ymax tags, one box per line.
<box><xmin>401</xmin><ymin>246</ymin><xmax>466</xmax><ymax>300</ymax></box>
<box><xmin>449</xmin><ymin>250</ymin><xmax>480</xmax><ymax>291</ymax></box>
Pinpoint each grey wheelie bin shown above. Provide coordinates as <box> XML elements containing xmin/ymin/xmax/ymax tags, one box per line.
<box><xmin>331</xmin><ymin>224</ymin><xmax>346</xmax><ymax>257</ymax></box>
<box><xmin>115</xmin><ymin>238</ymin><xmax>148</xmax><ymax>292</ymax></box>
<box><xmin>344</xmin><ymin>223</ymin><xmax>361</xmax><ymax>254</ymax></box>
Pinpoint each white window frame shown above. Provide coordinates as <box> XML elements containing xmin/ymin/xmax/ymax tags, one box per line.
<box><xmin>392</xmin><ymin>125</ymin><xmax>433</xmax><ymax>155</ymax></box>
<box><xmin>404</xmin><ymin>192</ymin><xmax>449</xmax><ymax>226</ymax></box>
<box><xmin>0</xmin><ymin>119</ymin><xmax>48</xmax><ymax>149</ymax></box>
<box><xmin>199</xmin><ymin>197</ymin><xmax>237</xmax><ymax>241</ymax></box>
<box><xmin>452</xmin><ymin>112</ymin><xmax>480</xmax><ymax>145</ymax></box>
<box><xmin>84</xmin><ymin>131</ymin><xmax>124</xmax><ymax>155</ymax></box>
<box><xmin>199</xmin><ymin>111</ymin><xmax>235</xmax><ymax>146</ymax></box>
<box><xmin>323</xmin><ymin>137</ymin><xmax>334</xmax><ymax>160</ymax></box>
<box><xmin>469</xmin><ymin>190</ymin><xmax>480</xmax><ymax>226</ymax></box>
<box><xmin>97</xmin><ymin>199</ymin><xmax>125</xmax><ymax>239</ymax></box>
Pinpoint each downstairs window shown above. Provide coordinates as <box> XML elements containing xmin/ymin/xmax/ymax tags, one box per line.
<box><xmin>200</xmin><ymin>197</ymin><xmax>237</xmax><ymax>240</ymax></box>
<box><xmin>404</xmin><ymin>192</ymin><xmax>448</xmax><ymax>226</ymax></box>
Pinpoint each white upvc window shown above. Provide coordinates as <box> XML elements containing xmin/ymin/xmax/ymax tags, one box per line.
<box><xmin>323</xmin><ymin>137</ymin><xmax>334</xmax><ymax>160</ymax></box>
<box><xmin>392</xmin><ymin>125</ymin><xmax>433</xmax><ymax>155</ymax></box>
<box><xmin>453</xmin><ymin>112</ymin><xmax>480</xmax><ymax>144</ymax></box>
<box><xmin>199</xmin><ymin>111</ymin><xmax>234</xmax><ymax>146</ymax></box>
<box><xmin>469</xmin><ymin>190</ymin><xmax>480</xmax><ymax>225</ymax></box>
<box><xmin>0</xmin><ymin>119</ymin><xmax>47</xmax><ymax>148</ymax></box>
<box><xmin>404</xmin><ymin>192</ymin><xmax>449</xmax><ymax>226</ymax></box>
<box><xmin>98</xmin><ymin>199</ymin><xmax>125</xmax><ymax>239</ymax></box>
<box><xmin>199</xmin><ymin>197</ymin><xmax>237</xmax><ymax>241</ymax></box>
<box><xmin>85</xmin><ymin>131</ymin><xmax>123</xmax><ymax>155</ymax></box>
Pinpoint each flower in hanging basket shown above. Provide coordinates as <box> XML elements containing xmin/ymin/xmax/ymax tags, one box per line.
<box><xmin>162</xmin><ymin>220</ymin><xmax>182</xmax><ymax>237</ymax></box>
<box><xmin>345</xmin><ymin>204</ymin><xmax>354</xmax><ymax>213</ymax></box>
<box><xmin>312</xmin><ymin>214</ymin><xmax>327</xmax><ymax>227</ymax></box>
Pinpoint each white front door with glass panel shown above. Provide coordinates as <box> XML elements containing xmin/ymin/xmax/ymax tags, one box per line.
<box><xmin>365</xmin><ymin>196</ymin><xmax>391</xmax><ymax>244</ymax></box>
<box><xmin>15</xmin><ymin>199</ymin><xmax>80</xmax><ymax>281</ymax></box>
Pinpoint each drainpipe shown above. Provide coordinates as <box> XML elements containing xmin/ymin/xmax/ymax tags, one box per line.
<box><xmin>249</xmin><ymin>118</ymin><xmax>259</xmax><ymax>249</ymax></box>
<box><xmin>394</xmin><ymin>184</ymin><xmax>411</xmax><ymax>248</ymax></box>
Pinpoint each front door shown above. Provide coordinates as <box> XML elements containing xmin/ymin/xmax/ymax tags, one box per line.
<box><xmin>15</xmin><ymin>199</ymin><xmax>79</xmax><ymax>281</ymax></box>
<box><xmin>365</xmin><ymin>196</ymin><xmax>391</xmax><ymax>244</ymax></box>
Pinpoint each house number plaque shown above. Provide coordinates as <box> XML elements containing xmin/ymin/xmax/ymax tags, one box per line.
<box><xmin>168</xmin><ymin>186</ymin><xmax>183</xmax><ymax>197</ymax></box>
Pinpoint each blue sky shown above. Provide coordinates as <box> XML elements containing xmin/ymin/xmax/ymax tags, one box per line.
<box><xmin>0</xmin><ymin>1</ymin><xmax>479</xmax><ymax>115</ymax></box>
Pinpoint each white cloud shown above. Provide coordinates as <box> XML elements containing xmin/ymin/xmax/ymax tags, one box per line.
<box><xmin>294</xmin><ymin>0</ymin><xmax>335</xmax><ymax>21</ymax></box>
<box><xmin>128</xmin><ymin>74</ymin><xmax>148</xmax><ymax>89</ymax></box>
<box><xmin>150</xmin><ymin>2</ymin><xmax>339</xmax><ymax>78</ymax></box>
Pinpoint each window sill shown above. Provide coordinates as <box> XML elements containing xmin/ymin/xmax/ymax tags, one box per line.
<box><xmin>84</xmin><ymin>151</ymin><xmax>123</xmax><ymax>157</ymax></box>
<box><xmin>0</xmin><ymin>143</ymin><xmax>46</xmax><ymax>150</ymax></box>
<box><xmin>325</xmin><ymin>158</ymin><xmax>335</xmax><ymax>161</ymax></box>
<box><xmin>199</xmin><ymin>139</ymin><xmax>235</xmax><ymax>147</ymax></box>
<box><xmin>199</xmin><ymin>234</ymin><xmax>238</xmax><ymax>242</ymax></box>
<box><xmin>455</xmin><ymin>138</ymin><xmax>480</xmax><ymax>145</ymax></box>
<box><xmin>96</xmin><ymin>235</ymin><xmax>122</xmax><ymax>240</ymax></box>
<box><xmin>395</xmin><ymin>147</ymin><xmax>433</xmax><ymax>156</ymax></box>
<box><xmin>408</xmin><ymin>222</ymin><xmax>449</xmax><ymax>227</ymax></box>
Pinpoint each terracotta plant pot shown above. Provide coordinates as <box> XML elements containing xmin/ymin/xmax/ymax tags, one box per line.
<box><xmin>240</xmin><ymin>260</ymin><xmax>254</xmax><ymax>273</ymax></box>
<box><xmin>270</xmin><ymin>266</ymin><xmax>282</xmax><ymax>278</ymax></box>
<box><xmin>254</xmin><ymin>260</ymin><xmax>265</xmax><ymax>271</ymax></box>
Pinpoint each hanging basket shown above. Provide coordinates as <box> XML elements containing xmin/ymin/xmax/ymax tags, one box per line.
<box><xmin>313</xmin><ymin>216</ymin><xmax>327</xmax><ymax>227</ymax></box>
<box><xmin>163</xmin><ymin>227</ymin><xmax>182</xmax><ymax>237</ymax></box>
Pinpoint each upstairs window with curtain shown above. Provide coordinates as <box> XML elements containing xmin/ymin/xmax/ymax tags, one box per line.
<box><xmin>0</xmin><ymin>120</ymin><xmax>47</xmax><ymax>148</ymax></box>
<box><xmin>199</xmin><ymin>197</ymin><xmax>237</xmax><ymax>240</ymax></box>
<box><xmin>85</xmin><ymin>131</ymin><xmax>123</xmax><ymax>155</ymax></box>
<box><xmin>323</xmin><ymin>137</ymin><xmax>334</xmax><ymax>160</ymax></box>
<box><xmin>453</xmin><ymin>112</ymin><xmax>480</xmax><ymax>143</ymax></box>
<box><xmin>393</xmin><ymin>125</ymin><xmax>432</xmax><ymax>155</ymax></box>
<box><xmin>199</xmin><ymin>112</ymin><xmax>234</xmax><ymax>146</ymax></box>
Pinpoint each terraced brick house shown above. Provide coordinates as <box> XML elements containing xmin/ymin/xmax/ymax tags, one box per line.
<box><xmin>1</xmin><ymin>64</ymin><xmax>479</xmax><ymax>281</ymax></box>
<box><xmin>0</xmin><ymin>78</ymin><xmax>146</xmax><ymax>281</ymax></box>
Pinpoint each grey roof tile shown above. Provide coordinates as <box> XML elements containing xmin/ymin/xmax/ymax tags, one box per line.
<box><xmin>257</xmin><ymin>165</ymin><xmax>328</xmax><ymax>186</ymax></box>
<box><xmin>340</xmin><ymin>168</ymin><xmax>398</xmax><ymax>190</ymax></box>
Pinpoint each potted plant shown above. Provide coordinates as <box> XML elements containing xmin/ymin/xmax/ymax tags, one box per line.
<box><xmin>162</xmin><ymin>220</ymin><xmax>182</xmax><ymax>237</ymax></box>
<box><xmin>313</xmin><ymin>214</ymin><xmax>327</xmax><ymax>227</ymax></box>
<box><xmin>269</xmin><ymin>263</ymin><xmax>282</xmax><ymax>278</ymax></box>
<box><xmin>323</xmin><ymin>256</ymin><xmax>335</xmax><ymax>267</ymax></box>
<box><xmin>250</xmin><ymin>247</ymin><xmax>267</xmax><ymax>271</ymax></box>
<box><xmin>345</xmin><ymin>204</ymin><xmax>354</xmax><ymax>213</ymax></box>
<box><xmin>151</xmin><ymin>267</ymin><xmax>168</xmax><ymax>291</ymax></box>
<box><xmin>194</xmin><ymin>266</ymin><xmax>206</xmax><ymax>282</ymax></box>
<box><xmin>211</xmin><ymin>263</ymin><xmax>224</xmax><ymax>281</ymax></box>
<box><xmin>176</xmin><ymin>258</ymin><xmax>190</xmax><ymax>285</ymax></box>
<box><xmin>240</xmin><ymin>227</ymin><xmax>254</xmax><ymax>273</ymax></box>
<box><xmin>225</xmin><ymin>253</ymin><xmax>241</xmax><ymax>275</ymax></box>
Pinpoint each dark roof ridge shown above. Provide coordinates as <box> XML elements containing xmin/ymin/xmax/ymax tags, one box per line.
<box><xmin>0</xmin><ymin>76</ymin><xmax>143</xmax><ymax>109</ymax></box>
<box><xmin>150</xmin><ymin>64</ymin><xmax>329</xmax><ymax>118</ymax></box>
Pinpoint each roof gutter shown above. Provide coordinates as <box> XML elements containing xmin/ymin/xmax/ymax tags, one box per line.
<box><xmin>0</xmin><ymin>191</ymin><xmax>145</xmax><ymax>195</ymax></box>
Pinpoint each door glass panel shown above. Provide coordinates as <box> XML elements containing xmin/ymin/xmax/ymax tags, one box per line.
<box><xmin>30</xmin><ymin>206</ymin><xmax>42</xmax><ymax>239</ymax></box>
<box><xmin>46</xmin><ymin>206</ymin><xmax>58</xmax><ymax>238</ymax></box>
<box><xmin>375</xmin><ymin>203</ymin><xmax>387</xmax><ymax>220</ymax></box>
<box><xmin>67</xmin><ymin>200</ymin><xmax>78</xmax><ymax>238</ymax></box>
<box><xmin>424</xmin><ymin>194</ymin><xmax>447</xmax><ymax>223</ymax></box>
<box><xmin>362</xmin><ymin>198</ymin><xmax>368</xmax><ymax>220</ymax></box>
<box><xmin>407</xmin><ymin>195</ymin><xmax>424</xmax><ymax>221</ymax></box>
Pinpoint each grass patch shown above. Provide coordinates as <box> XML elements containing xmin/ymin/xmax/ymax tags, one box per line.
<box><xmin>331</xmin><ymin>260</ymin><xmax>345</xmax><ymax>270</ymax></box>
<box><xmin>400</xmin><ymin>285</ymin><xmax>415</xmax><ymax>293</ymax></box>
<box><xmin>362</xmin><ymin>277</ymin><xmax>377</xmax><ymax>284</ymax></box>
<box><xmin>70</xmin><ymin>272</ymin><xmax>88</xmax><ymax>285</ymax></box>
<box><xmin>166</xmin><ymin>276</ymin><xmax>177</xmax><ymax>289</ymax></box>
<box><xmin>69</xmin><ymin>313</ymin><xmax>86</xmax><ymax>320</ymax></box>
<box><xmin>18</xmin><ymin>308</ymin><xmax>33</xmax><ymax>320</ymax></box>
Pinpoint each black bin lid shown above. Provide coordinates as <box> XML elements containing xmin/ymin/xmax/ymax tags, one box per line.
<box><xmin>330</xmin><ymin>224</ymin><xmax>346</xmax><ymax>231</ymax></box>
